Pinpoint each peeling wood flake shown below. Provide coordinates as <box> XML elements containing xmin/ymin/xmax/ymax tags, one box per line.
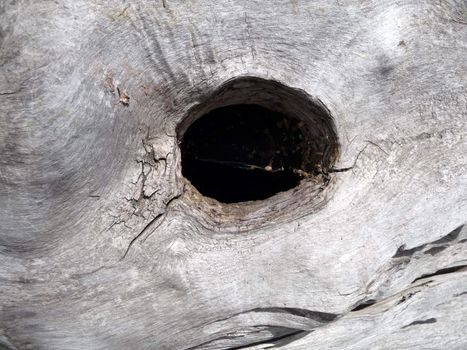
<box><xmin>117</xmin><ymin>86</ymin><xmax>130</xmax><ymax>105</ymax></box>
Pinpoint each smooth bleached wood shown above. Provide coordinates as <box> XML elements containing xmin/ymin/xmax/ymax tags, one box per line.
<box><xmin>0</xmin><ymin>1</ymin><xmax>466</xmax><ymax>349</ymax></box>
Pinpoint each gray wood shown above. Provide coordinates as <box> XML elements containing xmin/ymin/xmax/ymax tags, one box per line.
<box><xmin>1</xmin><ymin>0</ymin><xmax>466</xmax><ymax>349</ymax></box>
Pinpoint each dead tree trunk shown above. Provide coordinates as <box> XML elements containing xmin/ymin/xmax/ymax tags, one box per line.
<box><xmin>1</xmin><ymin>1</ymin><xmax>466</xmax><ymax>349</ymax></box>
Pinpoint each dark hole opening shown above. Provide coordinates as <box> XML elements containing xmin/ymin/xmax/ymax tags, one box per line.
<box><xmin>181</xmin><ymin>104</ymin><xmax>310</xmax><ymax>203</ymax></box>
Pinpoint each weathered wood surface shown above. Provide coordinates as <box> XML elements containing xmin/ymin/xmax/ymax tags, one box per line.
<box><xmin>1</xmin><ymin>0</ymin><xmax>466</xmax><ymax>349</ymax></box>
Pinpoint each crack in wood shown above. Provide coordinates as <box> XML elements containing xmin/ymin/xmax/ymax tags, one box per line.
<box><xmin>187</xmin><ymin>307</ymin><xmax>337</xmax><ymax>349</ymax></box>
<box><xmin>185</xmin><ymin>327</ymin><xmax>309</xmax><ymax>350</ymax></box>
<box><xmin>412</xmin><ymin>264</ymin><xmax>467</xmax><ymax>284</ymax></box>
<box><xmin>393</xmin><ymin>224</ymin><xmax>464</xmax><ymax>258</ymax></box>
<box><xmin>119</xmin><ymin>193</ymin><xmax>182</xmax><ymax>261</ymax></box>
<box><xmin>401</xmin><ymin>317</ymin><xmax>437</xmax><ymax>329</ymax></box>
<box><xmin>352</xmin><ymin>263</ymin><xmax>467</xmax><ymax>315</ymax></box>
<box><xmin>227</xmin><ymin>329</ymin><xmax>309</xmax><ymax>350</ymax></box>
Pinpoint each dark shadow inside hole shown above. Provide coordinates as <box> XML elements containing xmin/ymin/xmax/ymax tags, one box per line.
<box><xmin>181</xmin><ymin>104</ymin><xmax>309</xmax><ymax>203</ymax></box>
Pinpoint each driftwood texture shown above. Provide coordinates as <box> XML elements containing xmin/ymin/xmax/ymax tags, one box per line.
<box><xmin>1</xmin><ymin>0</ymin><xmax>466</xmax><ymax>349</ymax></box>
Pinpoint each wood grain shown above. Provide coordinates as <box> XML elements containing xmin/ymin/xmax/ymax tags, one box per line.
<box><xmin>0</xmin><ymin>0</ymin><xmax>466</xmax><ymax>349</ymax></box>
